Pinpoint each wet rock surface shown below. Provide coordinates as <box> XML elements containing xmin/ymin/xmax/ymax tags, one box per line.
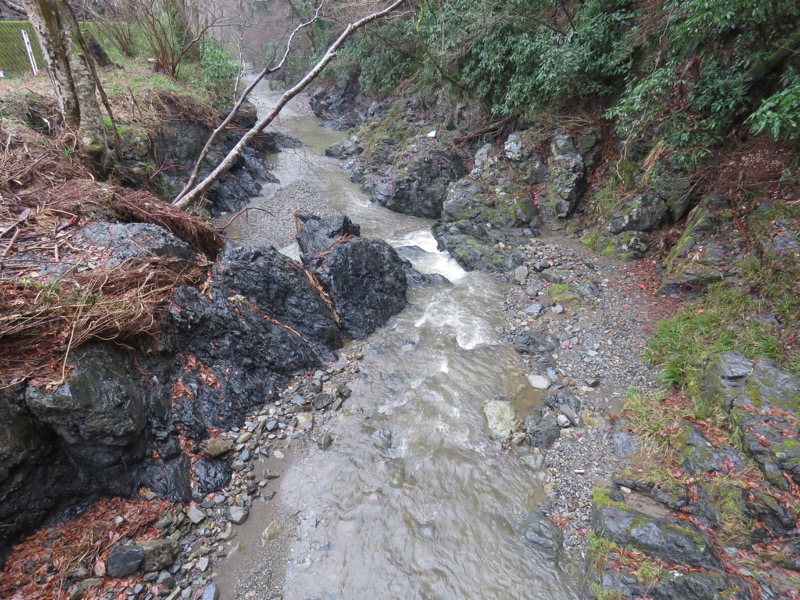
<box><xmin>297</xmin><ymin>213</ymin><xmax>408</xmax><ymax>339</ymax></box>
<box><xmin>362</xmin><ymin>138</ymin><xmax>467</xmax><ymax>218</ymax></box>
<box><xmin>129</xmin><ymin>101</ymin><xmax>284</xmax><ymax>217</ymax></box>
<box><xmin>658</xmin><ymin>192</ymin><xmax>748</xmax><ymax>296</ymax></box>
<box><xmin>701</xmin><ymin>352</ymin><xmax>800</xmax><ymax>489</ymax></box>
<box><xmin>0</xmin><ymin>210</ymin><xmax>407</xmax><ymax>565</ymax></box>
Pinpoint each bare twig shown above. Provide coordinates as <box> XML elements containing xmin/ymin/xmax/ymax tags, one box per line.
<box><xmin>217</xmin><ymin>206</ymin><xmax>275</xmax><ymax>230</ymax></box>
<box><xmin>2</xmin><ymin>228</ymin><xmax>21</xmax><ymax>257</ymax></box>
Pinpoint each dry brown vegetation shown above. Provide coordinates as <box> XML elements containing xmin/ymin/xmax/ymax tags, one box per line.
<box><xmin>0</xmin><ymin>71</ymin><xmax>224</xmax><ymax>390</ymax></box>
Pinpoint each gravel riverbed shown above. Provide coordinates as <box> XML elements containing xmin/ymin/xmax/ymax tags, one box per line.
<box><xmin>143</xmin><ymin>229</ymin><xmax>667</xmax><ymax>600</ymax></box>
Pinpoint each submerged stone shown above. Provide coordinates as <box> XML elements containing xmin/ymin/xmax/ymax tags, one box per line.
<box><xmin>482</xmin><ymin>400</ymin><xmax>522</xmax><ymax>440</ymax></box>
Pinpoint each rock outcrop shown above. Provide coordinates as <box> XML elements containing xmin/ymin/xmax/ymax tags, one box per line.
<box><xmin>296</xmin><ymin>213</ymin><xmax>408</xmax><ymax>339</ymax></box>
<box><xmin>0</xmin><ymin>213</ymin><xmax>408</xmax><ymax>563</ymax></box>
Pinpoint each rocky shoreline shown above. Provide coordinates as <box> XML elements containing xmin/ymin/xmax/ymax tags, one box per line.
<box><xmin>306</xmin><ymin>81</ymin><xmax>800</xmax><ymax>598</ymax></box>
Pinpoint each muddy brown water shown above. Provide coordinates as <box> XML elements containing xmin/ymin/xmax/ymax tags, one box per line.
<box><xmin>215</xmin><ymin>81</ymin><xmax>581</xmax><ymax>599</ymax></box>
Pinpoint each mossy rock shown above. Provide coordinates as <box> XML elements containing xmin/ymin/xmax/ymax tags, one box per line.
<box><xmin>701</xmin><ymin>353</ymin><xmax>800</xmax><ymax>490</ymax></box>
<box><xmin>592</xmin><ymin>503</ymin><xmax>721</xmax><ymax>569</ymax></box>
<box><xmin>658</xmin><ymin>193</ymin><xmax>748</xmax><ymax>296</ymax></box>
<box><xmin>580</xmin><ymin>228</ymin><xmax>648</xmax><ymax>261</ymax></box>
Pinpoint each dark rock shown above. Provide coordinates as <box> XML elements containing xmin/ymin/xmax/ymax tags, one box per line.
<box><xmin>592</xmin><ymin>503</ymin><xmax>721</xmax><ymax>570</ymax></box>
<box><xmin>295</xmin><ymin>212</ymin><xmax>361</xmax><ymax>266</ymax></box>
<box><xmin>574</xmin><ymin>126</ymin><xmax>603</xmax><ymax>169</ymax></box>
<box><xmin>167</xmin><ymin>283</ymin><xmax>323</xmax><ymax>433</ymax></box>
<box><xmin>546</xmin><ymin>134</ymin><xmax>586</xmax><ymax>218</ymax></box>
<box><xmin>701</xmin><ymin>353</ymin><xmax>800</xmax><ymax>489</ymax></box>
<box><xmin>442</xmin><ymin>179</ymin><xmax>536</xmax><ymax>229</ymax></box>
<box><xmin>25</xmin><ymin>343</ymin><xmax>148</xmax><ymax>496</ymax></box>
<box><xmin>309</xmin><ymin>78</ymin><xmax>364</xmax><ymax>129</ymax></box>
<box><xmin>213</xmin><ymin>244</ymin><xmax>343</xmax><ymax>356</ymax></box>
<box><xmin>612</xmin><ymin>476</ymin><xmax>690</xmax><ymax>510</ymax></box>
<box><xmin>588</xmin><ymin>564</ymin><xmax>748</xmax><ymax>600</ymax></box>
<box><xmin>137</xmin><ymin>538</ymin><xmax>179</xmax><ymax>572</ymax></box>
<box><xmin>107</xmin><ymin>544</ymin><xmax>145</xmax><ymax>578</ymax></box>
<box><xmin>770</xmin><ymin>538</ymin><xmax>800</xmax><ymax>571</ymax></box>
<box><xmin>582</xmin><ymin>229</ymin><xmax>651</xmax><ymax>261</ymax></box>
<box><xmin>658</xmin><ymin>193</ymin><xmax>747</xmax><ymax>296</ymax></box>
<box><xmin>544</xmin><ymin>392</ymin><xmax>580</xmax><ymax>413</ymax></box>
<box><xmin>509</xmin><ymin>331</ymin><xmax>556</xmax><ymax>354</ymax></box>
<box><xmin>77</xmin><ymin>222</ymin><xmax>195</xmax><ymax>265</ymax></box>
<box><xmin>759</xmin><ymin>216</ymin><xmax>799</xmax><ymax>259</ymax></box>
<box><xmin>433</xmin><ymin>221</ymin><xmax>523</xmax><ymax>273</ymax></box>
<box><xmin>313</xmin><ymin>394</ymin><xmax>333</xmax><ymax>411</ymax></box>
<box><xmin>366</xmin><ymin>140</ymin><xmax>466</xmax><ymax>219</ymax></box>
<box><xmin>745</xmin><ymin>490</ymin><xmax>797</xmax><ymax>537</ymax></box>
<box><xmin>678</xmin><ymin>425</ymin><xmax>744</xmax><ymax>475</ymax></box>
<box><xmin>201</xmin><ymin>583</ymin><xmax>220</xmax><ymax>600</ymax></box>
<box><xmin>525</xmin><ymin>415</ymin><xmax>559</xmax><ymax>449</ymax></box>
<box><xmin>650</xmin><ymin>571</ymin><xmax>751</xmax><ymax>600</ymax></box>
<box><xmin>152</xmin><ymin>118</ymin><xmax>275</xmax><ymax>217</ymax></box>
<box><xmin>326</xmin><ymin>139</ymin><xmax>362</xmax><ymax>159</ymax></box>
<box><xmin>298</xmin><ymin>218</ymin><xmax>407</xmax><ymax>339</ymax></box>
<box><xmin>521</xmin><ymin>512</ymin><xmax>563</xmax><ymax>564</ymax></box>
<box><xmin>139</xmin><ymin>453</ymin><xmax>192</xmax><ymax>502</ymax></box>
<box><xmin>193</xmin><ymin>458</ymin><xmax>232</xmax><ymax>495</ymax></box>
<box><xmin>658</xmin><ymin>171</ymin><xmax>695</xmax><ymax>223</ymax></box>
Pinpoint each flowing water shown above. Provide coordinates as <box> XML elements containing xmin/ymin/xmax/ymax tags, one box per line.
<box><xmin>216</xmin><ymin>82</ymin><xmax>581</xmax><ymax>599</ymax></box>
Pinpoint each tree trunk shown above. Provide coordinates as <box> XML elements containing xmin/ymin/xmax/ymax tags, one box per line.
<box><xmin>22</xmin><ymin>0</ymin><xmax>110</xmax><ymax>172</ymax></box>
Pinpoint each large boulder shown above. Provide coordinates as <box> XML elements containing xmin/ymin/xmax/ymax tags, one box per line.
<box><xmin>167</xmin><ymin>284</ymin><xmax>324</xmax><ymax>436</ymax></box>
<box><xmin>700</xmin><ymin>352</ymin><xmax>800</xmax><ymax>490</ymax></box>
<box><xmin>295</xmin><ymin>212</ymin><xmax>361</xmax><ymax>265</ymax></box>
<box><xmin>432</xmin><ymin>221</ymin><xmax>524</xmax><ymax>273</ymax></box>
<box><xmin>25</xmin><ymin>343</ymin><xmax>149</xmax><ymax>496</ymax></box>
<box><xmin>364</xmin><ymin>139</ymin><xmax>466</xmax><ymax>219</ymax></box>
<box><xmin>592</xmin><ymin>502</ymin><xmax>722</xmax><ymax>570</ymax></box>
<box><xmin>297</xmin><ymin>214</ymin><xmax>407</xmax><ymax>339</ymax></box>
<box><xmin>442</xmin><ymin>178</ymin><xmax>536</xmax><ymax>229</ymax></box>
<box><xmin>521</xmin><ymin>512</ymin><xmax>563</xmax><ymax>565</ymax></box>
<box><xmin>658</xmin><ymin>193</ymin><xmax>748</xmax><ymax>296</ymax></box>
<box><xmin>309</xmin><ymin>77</ymin><xmax>364</xmax><ymax>129</ymax></box>
<box><xmin>546</xmin><ymin>134</ymin><xmax>586</xmax><ymax>218</ymax></box>
<box><xmin>608</xmin><ymin>192</ymin><xmax>668</xmax><ymax>234</ymax></box>
<box><xmin>76</xmin><ymin>222</ymin><xmax>196</xmax><ymax>265</ymax></box>
<box><xmin>213</xmin><ymin>244</ymin><xmax>344</xmax><ymax>356</ymax></box>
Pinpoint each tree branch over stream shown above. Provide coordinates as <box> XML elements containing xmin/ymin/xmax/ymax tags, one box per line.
<box><xmin>173</xmin><ymin>0</ymin><xmax>326</xmax><ymax>205</ymax></box>
<box><xmin>173</xmin><ymin>0</ymin><xmax>408</xmax><ymax>210</ymax></box>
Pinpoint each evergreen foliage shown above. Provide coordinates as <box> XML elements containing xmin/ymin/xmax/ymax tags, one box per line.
<box><xmin>338</xmin><ymin>0</ymin><xmax>800</xmax><ymax>154</ymax></box>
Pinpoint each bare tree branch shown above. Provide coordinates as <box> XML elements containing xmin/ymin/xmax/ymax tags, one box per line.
<box><xmin>174</xmin><ymin>0</ymin><xmax>407</xmax><ymax>210</ymax></box>
<box><xmin>174</xmin><ymin>0</ymin><xmax>326</xmax><ymax>204</ymax></box>
<box><xmin>0</xmin><ymin>0</ymin><xmax>25</xmax><ymax>14</ymax></box>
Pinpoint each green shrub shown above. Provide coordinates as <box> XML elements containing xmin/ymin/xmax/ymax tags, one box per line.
<box><xmin>199</xmin><ymin>42</ymin><xmax>241</xmax><ymax>98</ymax></box>
<box><xmin>747</xmin><ymin>70</ymin><xmax>800</xmax><ymax>140</ymax></box>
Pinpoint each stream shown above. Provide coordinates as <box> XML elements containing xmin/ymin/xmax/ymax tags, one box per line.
<box><xmin>215</xmin><ymin>82</ymin><xmax>581</xmax><ymax>599</ymax></box>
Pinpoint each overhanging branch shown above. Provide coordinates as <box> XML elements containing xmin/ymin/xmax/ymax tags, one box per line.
<box><xmin>173</xmin><ymin>0</ymin><xmax>408</xmax><ymax>210</ymax></box>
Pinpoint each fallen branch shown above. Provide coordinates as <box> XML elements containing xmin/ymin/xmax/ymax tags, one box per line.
<box><xmin>173</xmin><ymin>0</ymin><xmax>408</xmax><ymax>209</ymax></box>
<box><xmin>2</xmin><ymin>227</ymin><xmax>21</xmax><ymax>256</ymax></box>
<box><xmin>173</xmin><ymin>1</ymin><xmax>326</xmax><ymax>204</ymax></box>
<box><xmin>453</xmin><ymin>116</ymin><xmax>515</xmax><ymax>144</ymax></box>
<box><xmin>217</xmin><ymin>206</ymin><xmax>276</xmax><ymax>230</ymax></box>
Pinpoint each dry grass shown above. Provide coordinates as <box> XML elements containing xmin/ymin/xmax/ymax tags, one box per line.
<box><xmin>0</xmin><ymin>496</ymin><xmax>173</xmax><ymax>600</ymax></box>
<box><xmin>0</xmin><ymin>179</ymin><xmax>223</xmax><ymax>389</ymax></box>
